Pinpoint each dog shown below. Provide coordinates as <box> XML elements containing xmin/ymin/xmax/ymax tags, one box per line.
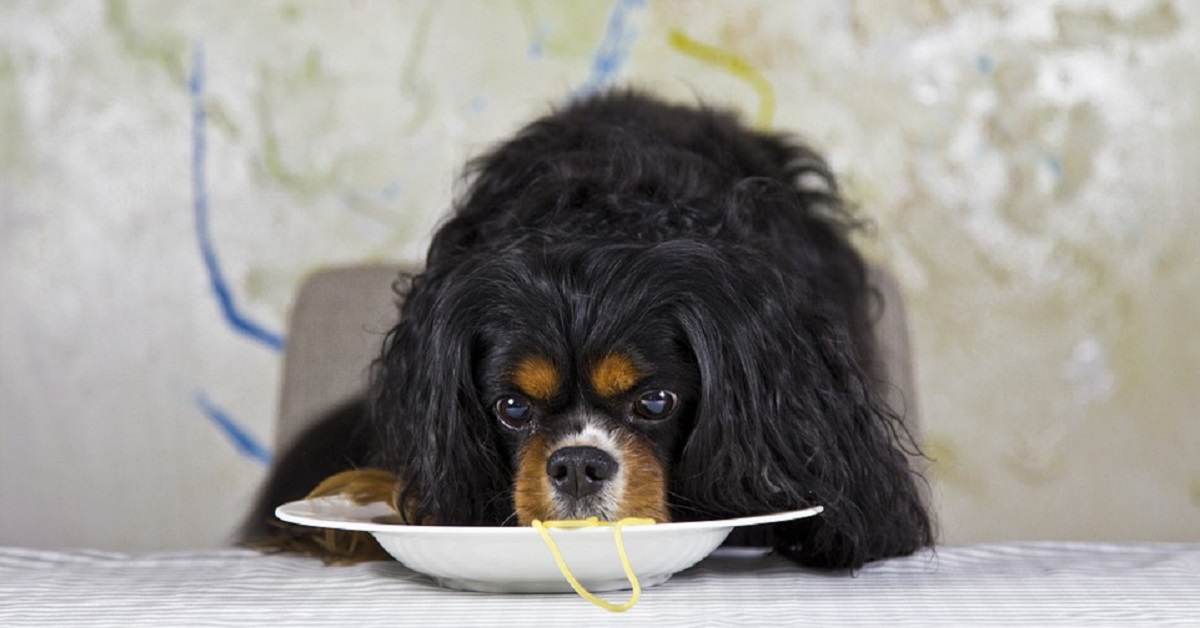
<box><xmin>243</xmin><ymin>91</ymin><xmax>932</xmax><ymax>570</ymax></box>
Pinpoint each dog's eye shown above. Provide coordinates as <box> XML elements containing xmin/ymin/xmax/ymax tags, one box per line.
<box><xmin>634</xmin><ymin>390</ymin><xmax>678</xmax><ymax>420</ymax></box>
<box><xmin>494</xmin><ymin>396</ymin><xmax>532</xmax><ymax>427</ymax></box>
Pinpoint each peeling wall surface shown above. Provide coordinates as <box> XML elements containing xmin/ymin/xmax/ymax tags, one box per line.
<box><xmin>2</xmin><ymin>0</ymin><xmax>1198</xmax><ymax>550</ymax></box>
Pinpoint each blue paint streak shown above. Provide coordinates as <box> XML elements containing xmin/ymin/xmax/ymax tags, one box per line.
<box><xmin>196</xmin><ymin>392</ymin><xmax>272</xmax><ymax>466</ymax></box>
<box><xmin>574</xmin><ymin>0</ymin><xmax>646</xmax><ymax>99</ymax></box>
<box><xmin>189</xmin><ymin>42</ymin><xmax>286</xmax><ymax>353</ymax></box>
<box><xmin>975</xmin><ymin>54</ymin><xmax>995</xmax><ymax>75</ymax></box>
<box><xmin>381</xmin><ymin>180</ymin><xmax>403</xmax><ymax>202</ymax></box>
<box><xmin>528</xmin><ymin>21</ymin><xmax>545</xmax><ymax>60</ymax></box>
<box><xmin>1043</xmin><ymin>153</ymin><xmax>1064</xmax><ymax>178</ymax></box>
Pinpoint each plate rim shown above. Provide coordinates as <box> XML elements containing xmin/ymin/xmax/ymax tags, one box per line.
<box><xmin>275</xmin><ymin>496</ymin><xmax>823</xmax><ymax>536</ymax></box>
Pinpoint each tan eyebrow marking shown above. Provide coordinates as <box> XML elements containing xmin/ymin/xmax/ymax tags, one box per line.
<box><xmin>590</xmin><ymin>352</ymin><xmax>642</xmax><ymax>398</ymax></box>
<box><xmin>513</xmin><ymin>356</ymin><xmax>560</xmax><ymax>401</ymax></box>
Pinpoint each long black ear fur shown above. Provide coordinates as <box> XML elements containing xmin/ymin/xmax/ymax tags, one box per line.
<box><xmin>369</xmin><ymin>262</ymin><xmax>514</xmax><ymax>526</ymax></box>
<box><xmin>661</xmin><ymin>238</ymin><xmax>931</xmax><ymax>569</ymax></box>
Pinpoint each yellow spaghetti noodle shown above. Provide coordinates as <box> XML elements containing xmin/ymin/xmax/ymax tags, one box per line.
<box><xmin>532</xmin><ymin>517</ymin><xmax>657</xmax><ymax>612</ymax></box>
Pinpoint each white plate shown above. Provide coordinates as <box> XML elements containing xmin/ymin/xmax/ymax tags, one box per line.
<box><xmin>276</xmin><ymin>496</ymin><xmax>822</xmax><ymax>593</ymax></box>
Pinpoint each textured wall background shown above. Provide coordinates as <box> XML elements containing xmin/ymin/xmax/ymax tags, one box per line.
<box><xmin>2</xmin><ymin>0</ymin><xmax>1198</xmax><ymax>551</ymax></box>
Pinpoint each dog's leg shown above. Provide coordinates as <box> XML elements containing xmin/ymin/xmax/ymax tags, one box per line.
<box><xmin>306</xmin><ymin>468</ymin><xmax>400</xmax><ymax>509</ymax></box>
<box><xmin>248</xmin><ymin>468</ymin><xmax>400</xmax><ymax>564</ymax></box>
<box><xmin>241</xmin><ymin>400</ymin><xmax>396</xmax><ymax>563</ymax></box>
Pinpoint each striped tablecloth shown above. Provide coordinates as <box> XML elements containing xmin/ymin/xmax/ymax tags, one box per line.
<box><xmin>2</xmin><ymin>543</ymin><xmax>1198</xmax><ymax>627</ymax></box>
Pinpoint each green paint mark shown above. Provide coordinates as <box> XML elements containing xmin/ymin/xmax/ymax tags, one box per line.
<box><xmin>397</xmin><ymin>1</ymin><xmax>437</xmax><ymax>134</ymax></box>
<box><xmin>924</xmin><ymin>433</ymin><xmax>987</xmax><ymax>496</ymax></box>
<box><xmin>281</xmin><ymin>2</ymin><xmax>301</xmax><ymax>23</ymax></box>
<box><xmin>1054</xmin><ymin>103</ymin><xmax>1104</xmax><ymax>202</ymax></box>
<box><xmin>923</xmin><ymin>434</ymin><xmax>957</xmax><ymax>475</ymax></box>
<box><xmin>104</xmin><ymin>0</ymin><xmax>188</xmax><ymax>83</ymax></box>
<box><xmin>1055</xmin><ymin>1</ymin><xmax>1181</xmax><ymax>44</ymax></box>
<box><xmin>203</xmin><ymin>100</ymin><xmax>242</xmax><ymax>141</ymax></box>
<box><xmin>1190</xmin><ymin>477</ymin><xmax>1200</xmax><ymax>509</ymax></box>
<box><xmin>517</xmin><ymin>0</ymin><xmax>614</xmax><ymax>59</ymax></box>
<box><xmin>515</xmin><ymin>0</ymin><xmax>543</xmax><ymax>58</ymax></box>
<box><xmin>303</xmin><ymin>49</ymin><xmax>323</xmax><ymax>82</ymax></box>
<box><xmin>252</xmin><ymin>63</ymin><xmax>337</xmax><ymax>196</ymax></box>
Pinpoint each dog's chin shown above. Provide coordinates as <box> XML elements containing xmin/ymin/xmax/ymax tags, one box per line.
<box><xmin>550</xmin><ymin>494</ymin><xmax>621</xmax><ymax>522</ymax></box>
<box><xmin>522</xmin><ymin>483</ymin><xmax>672</xmax><ymax>524</ymax></box>
<box><xmin>514</xmin><ymin>482</ymin><xmax>625</xmax><ymax>524</ymax></box>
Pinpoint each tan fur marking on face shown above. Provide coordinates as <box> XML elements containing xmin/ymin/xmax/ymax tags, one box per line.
<box><xmin>514</xmin><ymin>434</ymin><xmax>555</xmax><ymax>525</ymax></box>
<box><xmin>591</xmin><ymin>352</ymin><xmax>642</xmax><ymax>398</ymax></box>
<box><xmin>615</xmin><ymin>434</ymin><xmax>671</xmax><ymax>522</ymax></box>
<box><xmin>513</xmin><ymin>356</ymin><xmax>560</xmax><ymax>401</ymax></box>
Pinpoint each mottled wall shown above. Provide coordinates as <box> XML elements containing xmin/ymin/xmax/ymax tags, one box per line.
<box><xmin>2</xmin><ymin>0</ymin><xmax>1197</xmax><ymax>550</ymax></box>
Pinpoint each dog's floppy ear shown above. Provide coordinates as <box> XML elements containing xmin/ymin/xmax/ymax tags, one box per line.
<box><xmin>369</xmin><ymin>263</ymin><xmax>511</xmax><ymax>526</ymax></box>
<box><xmin>663</xmin><ymin>241</ymin><xmax>931</xmax><ymax>570</ymax></box>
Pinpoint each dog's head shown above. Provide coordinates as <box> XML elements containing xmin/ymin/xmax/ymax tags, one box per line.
<box><xmin>371</xmin><ymin>237</ymin><xmax>926</xmax><ymax>567</ymax></box>
<box><xmin>373</xmin><ymin>240</ymin><xmax>716</xmax><ymax>528</ymax></box>
<box><xmin>473</xmin><ymin>244</ymin><xmax>709</xmax><ymax>526</ymax></box>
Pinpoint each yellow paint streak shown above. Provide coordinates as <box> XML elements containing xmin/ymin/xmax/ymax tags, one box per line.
<box><xmin>591</xmin><ymin>353</ymin><xmax>642</xmax><ymax>398</ymax></box>
<box><xmin>514</xmin><ymin>356</ymin><xmax>560</xmax><ymax>401</ymax></box>
<box><xmin>924</xmin><ymin>433</ymin><xmax>986</xmax><ymax>496</ymax></box>
<box><xmin>667</xmin><ymin>29</ymin><xmax>775</xmax><ymax>130</ymax></box>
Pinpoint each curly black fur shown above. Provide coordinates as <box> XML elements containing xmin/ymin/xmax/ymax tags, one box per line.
<box><xmin>247</xmin><ymin>91</ymin><xmax>932</xmax><ymax>570</ymax></box>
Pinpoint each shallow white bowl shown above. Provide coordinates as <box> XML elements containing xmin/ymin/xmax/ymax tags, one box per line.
<box><xmin>276</xmin><ymin>496</ymin><xmax>822</xmax><ymax>593</ymax></box>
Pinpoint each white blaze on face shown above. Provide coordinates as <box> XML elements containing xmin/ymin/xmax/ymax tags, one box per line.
<box><xmin>548</xmin><ymin>420</ymin><xmax>627</xmax><ymax>521</ymax></box>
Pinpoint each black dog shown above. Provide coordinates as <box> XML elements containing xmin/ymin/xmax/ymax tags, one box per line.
<box><xmin>245</xmin><ymin>91</ymin><xmax>932</xmax><ymax>570</ymax></box>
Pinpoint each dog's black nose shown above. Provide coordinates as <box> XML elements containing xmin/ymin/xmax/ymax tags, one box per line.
<box><xmin>546</xmin><ymin>446</ymin><xmax>618</xmax><ymax>500</ymax></box>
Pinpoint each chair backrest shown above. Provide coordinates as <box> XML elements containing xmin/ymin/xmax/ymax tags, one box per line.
<box><xmin>865</xmin><ymin>264</ymin><xmax>921</xmax><ymax>439</ymax></box>
<box><xmin>274</xmin><ymin>265</ymin><xmax>412</xmax><ymax>453</ymax></box>
<box><xmin>275</xmin><ymin>264</ymin><xmax>919</xmax><ymax>452</ymax></box>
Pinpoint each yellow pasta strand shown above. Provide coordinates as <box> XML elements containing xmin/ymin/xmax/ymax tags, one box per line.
<box><xmin>532</xmin><ymin>517</ymin><xmax>657</xmax><ymax>612</ymax></box>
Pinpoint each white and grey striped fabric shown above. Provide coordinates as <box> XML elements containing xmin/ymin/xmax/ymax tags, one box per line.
<box><xmin>2</xmin><ymin>543</ymin><xmax>1198</xmax><ymax>627</ymax></box>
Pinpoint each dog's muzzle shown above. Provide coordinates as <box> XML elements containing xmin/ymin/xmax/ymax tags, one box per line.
<box><xmin>514</xmin><ymin>421</ymin><xmax>669</xmax><ymax>524</ymax></box>
<box><xmin>546</xmin><ymin>446</ymin><xmax>618</xmax><ymax>500</ymax></box>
